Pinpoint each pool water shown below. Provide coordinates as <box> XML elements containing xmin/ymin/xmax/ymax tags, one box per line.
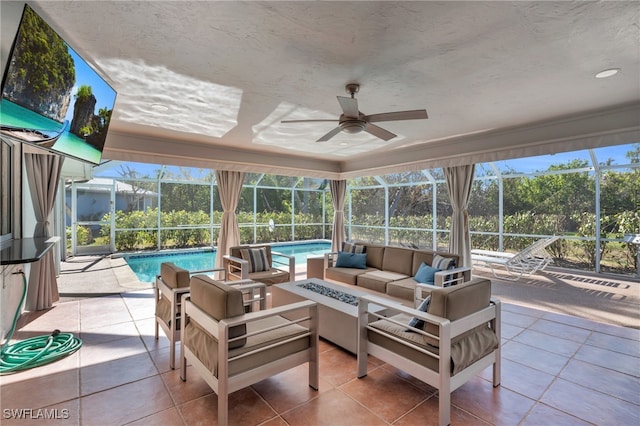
<box><xmin>124</xmin><ymin>241</ymin><xmax>331</xmax><ymax>283</ymax></box>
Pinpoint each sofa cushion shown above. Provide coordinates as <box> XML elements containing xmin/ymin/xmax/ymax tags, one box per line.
<box><xmin>364</xmin><ymin>244</ymin><xmax>385</xmax><ymax>270</ymax></box>
<box><xmin>423</xmin><ymin>278</ymin><xmax>492</xmax><ymax>347</ymax></box>
<box><xmin>381</xmin><ymin>246</ymin><xmax>414</xmax><ymax>276</ymax></box>
<box><xmin>414</xmin><ymin>262</ymin><xmax>439</xmax><ymax>284</ymax></box>
<box><xmin>325</xmin><ymin>266</ymin><xmax>375</xmax><ymax>285</ymax></box>
<box><xmin>190</xmin><ymin>275</ymin><xmax>247</xmax><ymax>348</ymax></box>
<box><xmin>357</xmin><ymin>270</ymin><xmax>408</xmax><ymax>294</ymax></box>
<box><xmin>241</xmin><ymin>247</ymin><xmax>271</xmax><ymax>273</ymax></box>
<box><xmin>335</xmin><ymin>252</ymin><xmax>367</xmax><ymax>269</ymax></box>
<box><xmin>386</xmin><ymin>277</ymin><xmax>420</xmax><ymax>300</ymax></box>
<box><xmin>160</xmin><ymin>262</ymin><xmax>190</xmax><ymax>289</ymax></box>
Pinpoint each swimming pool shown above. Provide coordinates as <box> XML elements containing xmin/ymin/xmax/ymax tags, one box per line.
<box><xmin>123</xmin><ymin>241</ymin><xmax>331</xmax><ymax>283</ymax></box>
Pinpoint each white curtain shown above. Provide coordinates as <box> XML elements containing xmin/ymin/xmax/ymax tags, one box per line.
<box><xmin>215</xmin><ymin>170</ymin><xmax>244</xmax><ymax>269</ymax></box>
<box><xmin>24</xmin><ymin>153</ymin><xmax>64</xmax><ymax>311</ymax></box>
<box><xmin>329</xmin><ymin>180</ymin><xmax>346</xmax><ymax>252</ymax></box>
<box><xmin>444</xmin><ymin>164</ymin><xmax>475</xmax><ymax>268</ymax></box>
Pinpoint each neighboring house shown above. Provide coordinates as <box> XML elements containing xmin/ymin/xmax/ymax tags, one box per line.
<box><xmin>65</xmin><ymin>178</ymin><xmax>158</xmax><ymax>226</ymax></box>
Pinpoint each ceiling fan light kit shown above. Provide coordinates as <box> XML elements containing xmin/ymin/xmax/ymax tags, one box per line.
<box><xmin>282</xmin><ymin>83</ymin><xmax>428</xmax><ymax>143</ymax></box>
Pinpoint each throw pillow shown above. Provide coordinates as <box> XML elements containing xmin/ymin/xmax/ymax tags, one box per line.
<box><xmin>240</xmin><ymin>247</ymin><xmax>271</xmax><ymax>273</ymax></box>
<box><xmin>413</xmin><ymin>262</ymin><xmax>439</xmax><ymax>284</ymax></box>
<box><xmin>431</xmin><ymin>254</ymin><xmax>456</xmax><ymax>270</ymax></box>
<box><xmin>432</xmin><ymin>254</ymin><xmax>456</xmax><ymax>285</ymax></box>
<box><xmin>335</xmin><ymin>252</ymin><xmax>367</xmax><ymax>269</ymax></box>
<box><xmin>407</xmin><ymin>296</ymin><xmax>431</xmax><ymax>331</ymax></box>
<box><xmin>343</xmin><ymin>242</ymin><xmax>366</xmax><ymax>254</ymax></box>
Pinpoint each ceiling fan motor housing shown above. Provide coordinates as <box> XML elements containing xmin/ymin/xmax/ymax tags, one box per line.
<box><xmin>339</xmin><ymin>116</ymin><xmax>367</xmax><ymax>134</ymax></box>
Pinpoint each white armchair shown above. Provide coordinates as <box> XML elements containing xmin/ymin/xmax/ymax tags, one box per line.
<box><xmin>180</xmin><ymin>275</ymin><xmax>319</xmax><ymax>426</ymax></box>
<box><xmin>357</xmin><ymin>277</ymin><xmax>501</xmax><ymax>426</ymax></box>
<box><xmin>155</xmin><ymin>263</ymin><xmax>265</xmax><ymax>369</ymax></box>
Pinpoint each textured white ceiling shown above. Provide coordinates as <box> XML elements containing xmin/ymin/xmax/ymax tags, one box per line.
<box><xmin>2</xmin><ymin>1</ymin><xmax>639</xmax><ymax>178</ymax></box>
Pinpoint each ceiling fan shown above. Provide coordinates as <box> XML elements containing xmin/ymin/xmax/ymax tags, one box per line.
<box><xmin>281</xmin><ymin>84</ymin><xmax>428</xmax><ymax>142</ymax></box>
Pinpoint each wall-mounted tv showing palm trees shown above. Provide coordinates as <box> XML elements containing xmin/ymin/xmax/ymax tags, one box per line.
<box><xmin>1</xmin><ymin>4</ymin><xmax>117</xmax><ymax>165</ymax></box>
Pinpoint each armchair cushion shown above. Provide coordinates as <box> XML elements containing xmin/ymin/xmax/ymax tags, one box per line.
<box><xmin>190</xmin><ymin>275</ymin><xmax>247</xmax><ymax>348</ymax></box>
<box><xmin>183</xmin><ymin>315</ymin><xmax>310</xmax><ymax>377</ymax></box>
<box><xmin>335</xmin><ymin>252</ymin><xmax>367</xmax><ymax>269</ymax></box>
<box><xmin>241</xmin><ymin>247</ymin><xmax>271</xmax><ymax>273</ymax></box>
<box><xmin>160</xmin><ymin>262</ymin><xmax>190</xmax><ymax>289</ymax></box>
<box><xmin>368</xmin><ymin>312</ymin><xmax>498</xmax><ymax>375</ymax></box>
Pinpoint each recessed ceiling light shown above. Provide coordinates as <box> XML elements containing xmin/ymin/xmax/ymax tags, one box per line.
<box><xmin>595</xmin><ymin>68</ymin><xmax>620</xmax><ymax>79</ymax></box>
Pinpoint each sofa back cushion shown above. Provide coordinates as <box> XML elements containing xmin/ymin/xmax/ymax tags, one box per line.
<box><xmin>160</xmin><ymin>262</ymin><xmax>190</xmax><ymax>288</ymax></box>
<box><xmin>423</xmin><ymin>277</ymin><xmax>492</xmax><ymax>347</ymax></box>
<box><xmin>382</xmin><ymin>246</ymin><xmax>414</xmax><ymax>275</ymax></box>
<box><xmin>363</xmin><ymin>244</ymin><xmax>386</xmax><ymax>270</ymax></box>
<box><xmin>190</xmin><ymin>275</ymin><xmax>247</xmax><ymax>348</ymax></box>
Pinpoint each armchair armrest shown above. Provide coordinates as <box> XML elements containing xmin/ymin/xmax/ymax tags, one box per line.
<box><xmin>271</xmin><ymin>250</ymin><xmax>296</xmax><ymax>277</ymax></box>
<box><xmin>414</xmin><ymin>267</ymin><xmax>472</xmax><ymax>305</ymax></box>
<box><xmin>434</xmin><ymin>266</ymin><xmax>472</xmax><ymax>287</ymax></box>
<box><xmin>324</xmin><ymin>252</ymin><xmax>339</xmax><ymax>269</ymax></box>
<box><xmin>226</xmin><ymin>280</ymin><xmax>267</xmax><ymax>311</ymax></box>
<box><xmin>223</xmin><ymin>254</ymin><xmax>249</xmax><ymax>280</ymax></box>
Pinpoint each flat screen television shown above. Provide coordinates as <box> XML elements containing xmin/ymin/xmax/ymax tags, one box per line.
<box><xmin>1</xmin><ymin>4</ymin><xmax>117</xmax><ymax>165</ymax></box>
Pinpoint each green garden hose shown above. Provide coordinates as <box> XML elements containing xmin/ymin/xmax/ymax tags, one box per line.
<box><xmin>0</xmin><ymin>271</ymin><xmax>82</xmax><ymax>375</ymax></box>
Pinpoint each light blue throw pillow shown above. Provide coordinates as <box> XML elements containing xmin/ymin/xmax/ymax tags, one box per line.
<box><xmin>414</xmin><ymin>262</ymin><xmax>439</xmax><ymax>284</ymax></box>
<box><xmin>335</xmin><ymin>252</ymin><xmax>367</xmax><ymax>269</ymax></box>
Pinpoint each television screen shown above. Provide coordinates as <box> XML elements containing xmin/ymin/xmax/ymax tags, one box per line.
<box><xmin>1</xmin><ymin>4</ymin><xmax>117</xmax><ymax>165</ymax></box>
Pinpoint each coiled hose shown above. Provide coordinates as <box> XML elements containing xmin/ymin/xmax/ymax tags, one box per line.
<box><xmin>0</xmin><ymin>271</ymin><xmax>82</xmax><ymax>375</ymax></box>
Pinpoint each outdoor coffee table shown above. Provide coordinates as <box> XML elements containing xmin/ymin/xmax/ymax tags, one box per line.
<box><xmin>271</xmin><ymin>278</ymin><xmax>402</xmax><ymax>353</ymax></box>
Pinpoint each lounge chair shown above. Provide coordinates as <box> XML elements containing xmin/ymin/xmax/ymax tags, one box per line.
<box><xmin>471</xmin><ymin>236</ymin><xmax>560</xmax><ymax>281</ymax></box>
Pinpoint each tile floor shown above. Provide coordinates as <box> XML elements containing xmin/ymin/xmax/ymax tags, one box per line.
<box><xmin>1</xmin><ymin>287</ymin><xmax>639</xmax><ymax>425</ymax></box>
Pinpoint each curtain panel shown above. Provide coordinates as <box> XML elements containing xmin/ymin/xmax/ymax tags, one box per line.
<box><xmin>215</xmin><ymin>170</ymin><xmax>244</xmax><ymax>269</ymax></box>
<box><xmin>24</xmin><ymin>153</ymin><xmax>64</xmax><ymax>311</ymax></box>
<box><xmin>444</xmin><ymin>164</ymin><xmax>475</xmax><ymax>268</ymax></box>
<box><xmin>329</xmin><ymin>179</ymin><xmax>346</xmax><ymax>253</ymax></box>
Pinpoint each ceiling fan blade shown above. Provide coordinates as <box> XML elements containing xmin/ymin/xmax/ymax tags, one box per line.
<box><xmin>366</xmin><ymin>109</ymin><xmax>428</xmax><ymax>123</ymax></box>
<box><xmin>281</xmin><ymin>119</ymin><xmax>338</xmax><ymax>123</ymax></box>
<box><xmin>317</xmin><ymin>126</ymin><xmax>343</xmax><ymax>142</ymax></box>
<box><xmin>365</xmin><ymin>123</ymin><xmax>396</xmax><ymax>141</ymax></box>
<box><xmin>337</xmin><ymin>96</ymin><xmax>359</xmax><ymax>118</ymax></box>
